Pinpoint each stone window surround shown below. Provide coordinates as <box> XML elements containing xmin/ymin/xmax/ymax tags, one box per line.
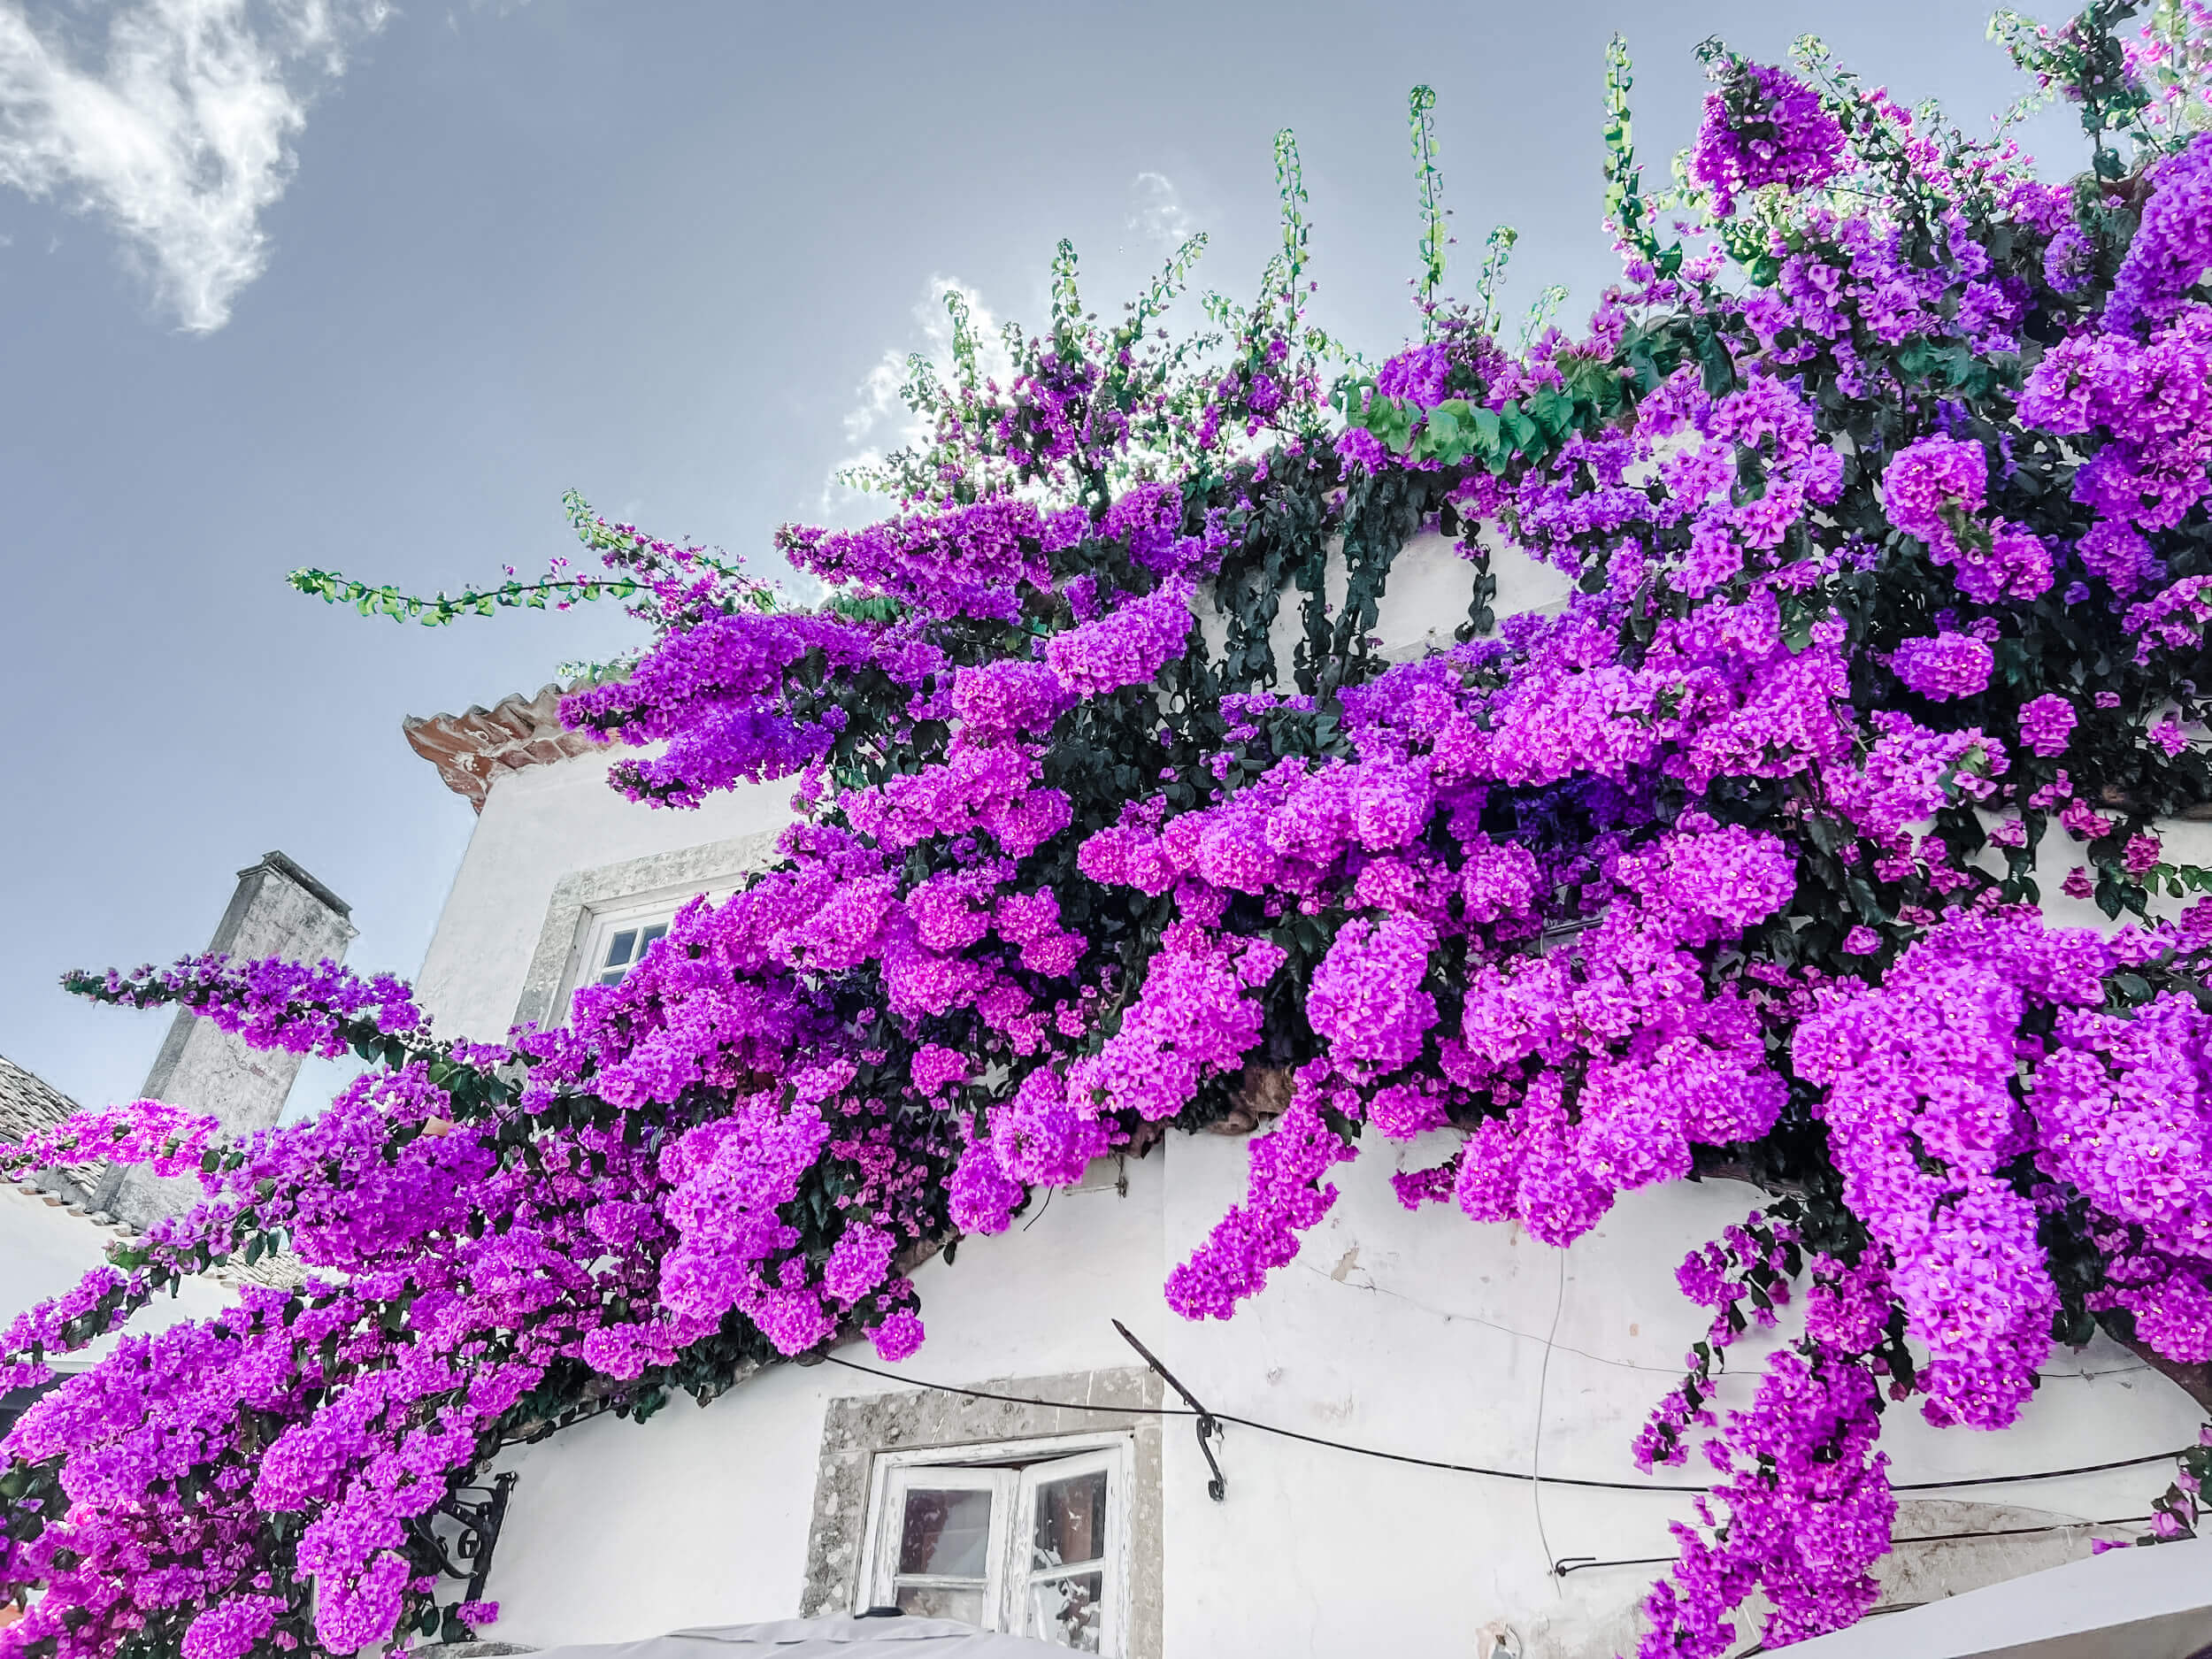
<box><xmin>801</xmin><ymin>1365</ymin><xmax>1164</xmax><ymax>1659</ymax></box>
<box><xmin>862</xmin><ymin>1432</ymin><xmax>1133</xmax><ymax>1646</ymax></box>
<box><xmin>511</xmin><ymin>832</ymin><xmax>784</xmax><ymax>1031</ymax></box>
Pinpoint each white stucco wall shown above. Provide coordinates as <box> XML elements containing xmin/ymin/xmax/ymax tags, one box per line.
<box><xmin>480</xmin><ymin>1158</ymin><xmax>1168</xmax><ymax>1649</ymax></box>
<box><xmin>473</xmin><ymin>1139</ymin><xmax>2196</xmax><ymax>1659</ymax></box>
<box><xmin>412</xmin><ymin>755</ymin><xmax>800</xmax><ymax>1042</ymax></box>
<box><xmin>1155</xmin><ymin>1137</ymin><xmax>2192</xmax><ymax>1659</ymax></box>
<box><xmin>0</xmin><ymin>1182</ymin><xmax>239</xmax><ymax>1347</ymax></box>
<box><xmin>428</xmin><ymin>543</ymin><xmax>2210</xmax><ymax>1656</ymax></box>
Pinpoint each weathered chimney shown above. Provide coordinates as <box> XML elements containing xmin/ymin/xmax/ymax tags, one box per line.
<box><xmin>95</xmin><ymin>852</ymin><xmax>356</xmax><ymax>1232</ymax></box>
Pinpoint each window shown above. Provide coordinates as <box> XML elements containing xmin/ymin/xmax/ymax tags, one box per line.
<box><xmin>586</xmin><ymin>915</ymin><xmax>671</xmax><ymax>990</ymax></box>
<box><xmin>860</xmin><ymin>1436</ymin><xmax>1132</xmax><ymax>1655</ymax></box>
<box><xmin>0</xmin><ymin>1376</ymin><xmax>64</xmax><ymax>1441</ymax></box>
<box><xmin>557</xmin><ymin>885</ymin><xmax>734</xmax><ymax>1021</ymax></box>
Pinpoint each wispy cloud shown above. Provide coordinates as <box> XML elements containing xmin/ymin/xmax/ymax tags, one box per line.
<box><xmin>816</xmin><ymin>273</ymin><xmax>1016</xmax><ymax>529</ymax></box>
<box><xmin>841</xmin><ymin>274</ymin><xmax>1012</xmax><ymax>447</ymax></box>
<box><xmin>444</xmin><ymin>2</ymin><xmax>534</xmax><ymax>36</ymax></box>
<box><xmin>1127</xmin><ymin>170</ymin><xmax>1193</xmax><ymax>247</ymax></box>
<box><xmin>0</xmin><ymin>0</ymin><xmax>390</xmax><ymax>331</ymax></box>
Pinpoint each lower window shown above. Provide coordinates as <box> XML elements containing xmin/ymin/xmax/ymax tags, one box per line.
<box><xmin>1</xmin><ymin>1373</ymin><xmax>70</xmax><ymax>1440</ymax></box>
<box><xmin>861</xmin><ymin>1435</ymin><xmax>1131</xmax><ymax>1655</ymax></box>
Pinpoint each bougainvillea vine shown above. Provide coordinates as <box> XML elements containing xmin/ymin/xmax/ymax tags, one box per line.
<box><xmin>10</xmin><ymin>7</ymin><xmax>2212</xmax><ymax>1658</ymax></box>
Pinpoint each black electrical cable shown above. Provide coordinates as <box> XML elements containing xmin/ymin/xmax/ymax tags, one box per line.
<box><xmin>1211</xmin><ymin>1406</ymin><xmax>1713</xmax><ymax>1493</ymax></box>
<box><xmin>818</xmin><ymin>1356</ymin><xmax>1181</xmax><ymax>1421</ymax></box>
<box><xmin>821</xmin><ymin>1354</ymin><xmax>1703</xmax><ymax>1490</ymax></box>
<box><xmin>1893</xmin><ymin>1452</ymin><xmax>2191</xmax><ymax>1493</ymax></box>
<box><xmin>821</xmin><ymin>1355</ymin><xmax>2199</xmax><ymax>1497</ymax></box>
<box><xmin>1554</xmin><ymin>1516</ymin><xmax>2154</xmax><ymax>1578</ymax></box>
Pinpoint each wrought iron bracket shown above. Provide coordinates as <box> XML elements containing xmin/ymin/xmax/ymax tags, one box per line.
<box><xmin>403</xmin><ymin>1472</ymin><xmax>518</xmax><ymax>1603</ymax></box>
<box><xmin>1113</xmin><ymin>1319</ymin><xmax>1227</xmax><ymax>1502</ymax></box>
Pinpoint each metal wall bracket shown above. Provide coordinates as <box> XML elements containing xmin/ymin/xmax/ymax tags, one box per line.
<box><xmin>1113</xmin><ymin>1319</ymin><xmax>1227</xmax><ymax>1502</ymax></box>
<box><xmin>403</xmin><ymin>1471</ymin><xmax>518</xmax><ymax>1603</ymax></box>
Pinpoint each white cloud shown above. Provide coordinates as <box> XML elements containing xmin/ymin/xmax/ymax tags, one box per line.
<box><xmin>0</xmin><ymin>0</ymin><xmax>389</xmax><ymax>331</ymax></box>
<box><xmin>1126</xmin><ymin>170</ymin><xmax>1192</xmax><ymax>247</ymax></box>
<box><xmin>815</xmin><ymin>274</ymin><xmax>1018</xmax><ymax>528</ymax></box>
<box><xmin>840</xmin><ymin>273</ymin><xmax>1013</xmax><ymax>448</ymax></box>
<box><xmin>841</xmin><ymin>353</ymin><xmax>906</xmax><ymax>447</ymax></box>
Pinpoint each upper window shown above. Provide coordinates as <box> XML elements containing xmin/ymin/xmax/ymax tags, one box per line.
<box><xmin>861</xmin><ymin>1436</ymin><xmax>1131</xmax><ymax>1655</ymax></box>
<box><xmin>557</xmin><ymin>887</ymin><xmax>733</xmax><ymax>1022</ymax></box>
<box><xmin>587</xmin><ymin>916</ymin><xmax>671</xmax><ymax>990</ymax></box>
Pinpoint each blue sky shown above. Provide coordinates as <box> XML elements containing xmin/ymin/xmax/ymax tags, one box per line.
<box><xmin>0</xmin><ymin>0</ymin><xmax>2085</xmax><ymax>1115</ymax></box>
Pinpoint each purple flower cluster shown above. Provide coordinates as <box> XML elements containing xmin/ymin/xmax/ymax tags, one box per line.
<box><xmin>2105</xmin><ymin>134</ymin><xmax>2212</xmax><ymax>337</ymax></box>
<box><xmin>180</xmin><ymin>1596</ymin><xmax>281</xmax><ymax>1659</ymax></box>
<box><xmin>779</xmin><ymin>498</ymin><xmax>1064</xmax><ymax>621</ymax></box>
<box><xmin>2021</xmin><ymin>293</ymin><xmax>2212</xmax><ymax>596</ymax></box>
<box><xmin>1640</xmin><ymin>1340</ymin><xmax>1893</xmax><ymax>1655</ymax></box>
<box><xmin>1042</xmin><ymin>577</ymin><xmax>1198</xmax><ymax>697</ymax></box>
<box><xmin>2032</xmin><ymin>995</ymin><xmax>2212</xmax><ymax>1358</ymax></box>
<box><xmin>1690</xmin><ymin>59</ymin><xmax>1847</xmax><ymax>217</ymax></box>
<box><xmin>951</xmin><ymin>660</ymin><xmax>1075</xmax><ymax>744</ymax></box>
<box><xmin>1635</xmin><ymin>1210</ymin><xmax>1800</xmax><ymax>1472</ymax></box>
<box><xmin>1891</xmin><ymin>631</ymin><xmax>1995</xmax><ymax>700</ymax></box>
<box><xmin>1307</xmin><ymin>916</ymin><xmax>1438</xmax><ymax>1073</ymax></box>
<box><xmin>1164</xmin><ymin>1074</ymin><xmax>1357</xmax><ymax>1320</ymax></box>
<box><xmin>1374</xmin><ymin>342</ymin><xmax>1453</xmax><ymax>408</ymax></box>
<box><xmin>68</xmin><ymin>953</ymin><xmax>421</xmax><ymax>1060</ymax></box>
<box><xmin>0</xmin><ymin>1098</ymin><xmax>221</xmax><ymax>1183</ymax></box>
<box><xmin>561</xmin><ymin>609</ymin><xmax>884</xmax><ymax>799</ymax></box>
<box><xmin>1797</xmin><ymin>915</ymin><xmax>2108</xmax><ymax>1428</ymax></box>
<box><xmin>1881</xmin><ymin>436</ymin><xmax>1985</xmax><ymax>557</ymax></box>
<box><xmin>2125</xmin><ymin>573</ymin><xmax>2212</xmax><ymax>664</ymax></box>
<box><xmin>2018</xmin><ymin>692</ymin><xmax>2078</xmax><ymax>757</ymax></box>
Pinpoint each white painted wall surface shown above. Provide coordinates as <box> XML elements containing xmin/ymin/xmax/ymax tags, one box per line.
<box><xmin>413</xmin><ymin>755</ymin><xmax>799</xmax><ymax>1042</ymax></box>
<box><xmin>440</xmin><ymin>543</ymin><xmax>2209</xmax><ymax>1656</ymax></box>
<box><xmin>1155</xmin><ymin>1136</ymin><xmax>2192</xmax><ymax>1659</ymax></box>
<box><xmin>0</xmin><ymin>1182</ymin><xmax>237</xmax><ymax>1345</ymax></box>
<box><xmin>478</xmin><ymin>1155</ymin><xmax>1167</xmax><ymax>1649</ymax></box>
<box><xmin>474</xmin><ymin>1139</ymin><xmax>2197</xmax><ymax>1659</ymax></box>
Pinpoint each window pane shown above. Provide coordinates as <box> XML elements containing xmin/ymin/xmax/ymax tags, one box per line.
<box><xmin>639</xmin><ymin>923</ymin><xmax>669</xmax><ymax>951</ymax></box>
<box><xmin>0</xmin><ymin>1379</ymin><xmax>62</xmax><ymax>1441</ymax></box>
<box><xmin>898</xmin><ymin>1486</ymin><xmax>995</xmax><ymax>1578</ymax></box>
<box><xmin>605</xmin><ymin>929</ymin><xmax>638</xmax><ymax>968</ymax></box>
<box><xmin>1032</xmin><ymin>1469</ymin><xmax>1109</xmax><ymax>1570</ymax></box>
<box><xmin>894</xmin><ymin>1584</ymin><xmax>987</xmax><ymax>1625</ymax></box>
<box><xmin>1025</xmin><ymin>1571</ymin><xmax>1104</xmax><ymax>1651</ymax></box>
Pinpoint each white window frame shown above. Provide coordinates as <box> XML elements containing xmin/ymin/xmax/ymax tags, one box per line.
<box><xmin>869</xmin><ymin>1463</ymin><xmax>1015</xmax><ymax>1628</ymax></box>
<box><xmin>554</xmin><ymin>881</ymin><xmax>738</xmax><ymax>1022</ymax></box>
<box><xmin>856</xmin><ymin>1432</ymin><xmax>1134</xmax><ymax>1655</ymax></box>
<box><xmin>1011</xmin><ymin>1446</ymin><xmax>1121</xmax><ymax>1651</ymax></box>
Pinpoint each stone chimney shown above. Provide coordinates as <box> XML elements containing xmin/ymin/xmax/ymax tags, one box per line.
<box><xmin>94</xmin><ymin>852</ymin><xmax>356</xmax><ymax>1232</ymax></box>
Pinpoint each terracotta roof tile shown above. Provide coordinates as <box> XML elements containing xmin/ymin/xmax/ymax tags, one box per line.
<box><xmin>402</xmin><ymin>683</ymin><xmax>607</xmax><ymax>811</ymax></box>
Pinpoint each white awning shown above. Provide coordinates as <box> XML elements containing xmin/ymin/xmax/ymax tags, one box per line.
<box><xmin>512</xmin><ymin>1617</ymin><xmax>1075</xmax><ymax>1658</ymax></box>
<box><xmin>1784</xmin><ymin>1534</ymin><xmax>2212</xmax><ymax>1658</ymax></box>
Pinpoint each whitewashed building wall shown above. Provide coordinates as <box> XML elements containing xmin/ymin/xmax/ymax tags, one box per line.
<box><xmin>404</xmin><ymin>543</ymin><xmax>2208</xmax><ymax>1659</ymax></box>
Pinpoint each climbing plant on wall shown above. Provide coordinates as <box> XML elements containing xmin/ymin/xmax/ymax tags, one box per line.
<box><xmin>10</xmin><ymin>4</ymin><xmax>2212</xmax><ymax>1656</ymax></box>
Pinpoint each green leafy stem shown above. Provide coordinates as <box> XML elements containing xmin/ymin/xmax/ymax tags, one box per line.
<box><xmin>287</xmin><ymin>567</ymin><xmax>641</xmax><ymax>626</ymax></box>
